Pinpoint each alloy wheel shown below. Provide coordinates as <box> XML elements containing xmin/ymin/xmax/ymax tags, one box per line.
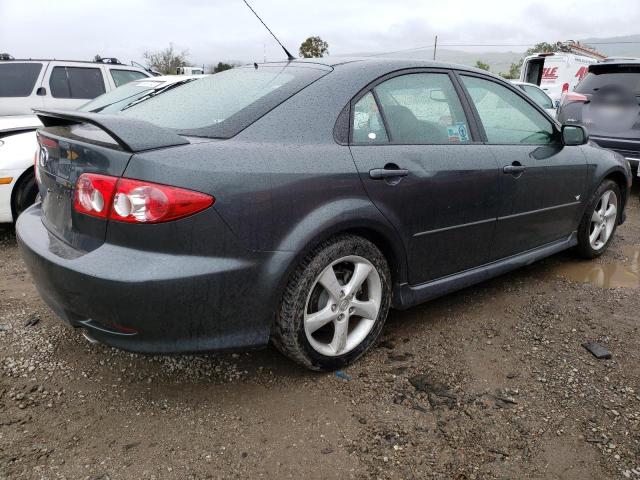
<box><xmin>303</xmin><ymin>255</ymin><xmax>382</xmax><ymax>357</ymax></box>
<box><xmin>589</xmin><ymin>190</ymin><xmax>618</xmax><ymax>251</ymax></box>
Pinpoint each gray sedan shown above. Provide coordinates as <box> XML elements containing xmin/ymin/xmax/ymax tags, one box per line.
<box><xmin>17</xmin><ymin>58</ymin><xmax>631</xmax><ymax>370</ymax></box>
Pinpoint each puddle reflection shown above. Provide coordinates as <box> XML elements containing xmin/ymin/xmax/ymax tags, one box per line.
<box><xmin>553</xmin><ymin>246</ymin><xmax>640</xmax><ymax>288</ymax></box>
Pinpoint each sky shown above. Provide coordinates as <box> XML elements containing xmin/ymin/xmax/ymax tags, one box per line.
<box><xmin>1</xmin><ymin>0</ymin><xmax>639</xmax><ymax>67</ymax></box>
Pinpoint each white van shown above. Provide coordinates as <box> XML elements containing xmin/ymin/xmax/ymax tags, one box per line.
<box><xmin>0</xmin><ymin>58</ymin><xmax>153</xmax><ymax>116</ymax></box>
<box><xmin>519</xmin><ymin>53</ymin><xmax>598</xmax><ymax>106</ymax></box>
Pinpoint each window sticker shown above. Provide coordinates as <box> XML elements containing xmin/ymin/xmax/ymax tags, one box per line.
<box><xmin>447</xmin><ymin>122</ymin><xmax>469</xmax><ymax>142</ymax></box>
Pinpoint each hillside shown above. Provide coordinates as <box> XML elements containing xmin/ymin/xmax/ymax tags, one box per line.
<box><xmin>346</xmin><ymin>34</ymin><xmax>640</xmax><ymax>75</ymax></box>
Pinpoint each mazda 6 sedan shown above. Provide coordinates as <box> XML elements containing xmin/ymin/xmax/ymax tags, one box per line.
<box><xmin>17</xmin><ymin>58</ymin><xmax>632</xmax><ymax>371</ymax></box>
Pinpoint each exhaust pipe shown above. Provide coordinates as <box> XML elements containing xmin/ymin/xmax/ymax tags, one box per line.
<box><xmin>81</xmin><ymin>330</ymin><xmax>100</xmax><ymax>345</ymax></box>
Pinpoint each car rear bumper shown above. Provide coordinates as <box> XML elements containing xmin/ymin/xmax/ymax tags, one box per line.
<box><xmin>590</xmin><ymin>135</ymin><xmax>640</xmax><ymax>167</ymax></box>
<box><xmin>16</xmin><ymin>204</ymin><xmax>294</xmax><ymax>354</ymax></box>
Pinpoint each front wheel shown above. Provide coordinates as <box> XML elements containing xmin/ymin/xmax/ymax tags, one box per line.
<box><xmin>272</xmin><ymin>235</ymin><xmax>392</xmax><ymax>371</ymax></box>
<box><xmin>576</xmin><ymin>179</ymin><xmax>621</xmax><ymax>259</ymax></box>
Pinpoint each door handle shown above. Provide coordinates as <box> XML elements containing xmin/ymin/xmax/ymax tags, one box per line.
<box><xmin>503</xmin><ymin>162</ymin><xmax>526</xmax><ymax>175</ymax></box>
<box><xmin>369</xmin><ymin>168</ymin><xmax>409</xmax><ymax>180</ymax></box>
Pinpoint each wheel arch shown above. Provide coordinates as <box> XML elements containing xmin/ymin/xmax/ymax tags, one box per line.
<box><xmin>10</xmin><ymin>165</ymin><xmax>36</xmax><ymax>220</ymax></box>
<box><xmin>602</xmin><ymin>169</ymin><xmax>629</xmax><ymax>216</ymax></box>
<box><xmin>269</xmin><ymin>202</ymin><xmax>409</xmax><ymax>329</ymax></box>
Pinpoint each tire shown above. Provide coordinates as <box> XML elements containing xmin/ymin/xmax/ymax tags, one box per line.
<box><xmin>575</xmin><ymin>179</ymin><xmax>621</xmax><ymax>259</ymax></box>
<box><xmin>11</xmin><ymin>170</ymin><xmax>38</xmax><ymax>221</ymax></box>
<box><xmin>272</xmin><ymin>234</ymin><xmax>392</xmax><ymax>371</ymax></box>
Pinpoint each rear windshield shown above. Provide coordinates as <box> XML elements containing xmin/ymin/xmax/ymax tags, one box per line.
<box><xmin>119</xmin><ymin>64</ymin><xmax>330</xmax><ymax>138</ymax></box>
<box><xmin>78</xmin><ymin>79</ymin><xmax>195</xmax><ymax>113</ymax></box>
<box><xmin>521</xmin><ymin>85</ymin><xmax>554</xmax><ymax>109</ymax></box>
<box><xmin>0</xmin><ymin>62</ymin><xmax>42</xmax><ymax>97</ymax></box>
<box><xmin>576</xmin><ymin>66</ymin><xmax>640</xmax><ymax>95</ymax></box>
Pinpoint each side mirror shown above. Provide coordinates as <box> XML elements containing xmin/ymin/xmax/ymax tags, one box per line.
<box><xmin>429</xmin><ymin>89</ymin><xmax>447</xmax><ymax>102</ymax></box>
<box><xmin>561</xmin><ymin>125</ymin><xmax>589</xmax><ymax>146</ymax></box>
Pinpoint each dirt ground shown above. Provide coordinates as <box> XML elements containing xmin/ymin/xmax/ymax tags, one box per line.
<box><xmin>1</xmin><ymin>188</ymin><xmax>639</xmax><ymax>480</ymax></box>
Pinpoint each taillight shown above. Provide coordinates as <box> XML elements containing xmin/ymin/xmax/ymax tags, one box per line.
<box><xmin>561</xmin><ymin>83</ymin><xmax>570</xmax><ymax>94</ymax></box>
<box><xmin>560</xmin><ymin>91</ymin><xmax>588</xmax><ymax>107</ymax></box>
<box><xmin>74</xmin><ymin>174</ymin><xmax>118</xmax><ymax>218</ymax></box>
<box><xmin>73</xmin><ymin>173</ymin><xmax>214</xmax><ymax>223</ymax></box>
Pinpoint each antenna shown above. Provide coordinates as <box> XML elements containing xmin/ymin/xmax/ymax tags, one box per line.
<box><xmin>242</xmin><ymin>0</ymin><xmax>295</xmax><ymax>61</ymax></box>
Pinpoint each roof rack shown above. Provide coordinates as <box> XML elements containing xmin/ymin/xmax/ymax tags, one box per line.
<box><xmin>93</xmin><ymin>55</ymin><xmax>123</xmax><ymax>65</ymax></box>
<box><xmin>557</xmin><ymin>41</ymin><xmax>607</xmax><ymax>60</ymax></box>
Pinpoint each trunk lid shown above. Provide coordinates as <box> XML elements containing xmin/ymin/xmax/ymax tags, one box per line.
<box><xmin>34</xmin><ymin>110</ymin><xmax>190</xmax><ymax>251</ymax></box>
<box><xmin>37</xmin><ymin>125</ymin><xmax>133</xmax><ymax>251</ymax></box>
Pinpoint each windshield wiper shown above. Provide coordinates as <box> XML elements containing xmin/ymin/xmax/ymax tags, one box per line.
<box><xmin>90</xmin><ymin>90</ymin><xmax>151</xmax><ymax>113</ymax></box>
<box><xmin>120</xmin><ymin>79</ymin><xmax>195</xmax><ymax>111</ymax></box>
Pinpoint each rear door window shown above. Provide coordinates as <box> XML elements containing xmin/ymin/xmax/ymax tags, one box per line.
<box><xmin>0</xmin><ymin>62</ymin><xmax>42</xmax><ymax>97</ymax></box>
<box><xmin>462</xmin><ymin>76</ymin><xmax>555</xmax><ymax>144</ymax></box>
<box><xmin>374</xmin><ymin>73</ymin><xmax>471</xmax><ymax>144</ymax></box>
<box><xmin>50</xmin><ymin>66</ymin><xmax>106</xmax><ymax>99</ymax></box>
<box><xmin>110</xmin><ymin>69</ymin><xmax>149</xmax><ymax>87</ymax></box>
<box><xmin>352</xmin><ymin>92</ymin><xmax>388</xmax><ymax>143</ymax></box>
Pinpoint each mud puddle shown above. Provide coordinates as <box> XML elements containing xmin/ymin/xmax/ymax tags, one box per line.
<box><xmin>552</xmin><ymin>245</ymin><xmax>640</xmax><ymax>288</ymax></box>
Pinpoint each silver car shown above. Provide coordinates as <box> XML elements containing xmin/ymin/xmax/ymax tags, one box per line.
<box><xmin>511</xmin><ymin>80</ymin><xmax>557</xmax><ymax>118</ymax></box>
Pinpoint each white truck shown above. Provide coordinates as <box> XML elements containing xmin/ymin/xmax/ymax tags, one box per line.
<box><xmin>176</xmin><ymin>66</ymin><xmax>205</xmax><ymax>75</ymax></box>
<box><xmin>519</xmin><ymin>52</ymin><xmax>598</xmax><ymax>106</ymax></box>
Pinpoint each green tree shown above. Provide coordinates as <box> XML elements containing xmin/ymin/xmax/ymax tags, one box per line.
<box><xmin>143</xmin><ymin>43</ymin><xmax>189</xmax><ymax>74</ymax></box>
<box><xmin>299</xmin><ymin>36</ymin><xmax>329</xmax><ymax>58</ymax></box>
<box><xmin>212</xmin><ymin>62</ymin><xmax>234</xmax><ymax>73</ymax></box>
<box><xmin>474</xmin><ymin>60</ymin><xmax>490</xmax><ymax>71</ymax></box>
<box><xmin>501</xmin><ymin>61</ymin><xmax>523</xmax><ymax>80</ymax></box>
<box><xmin>524</xmin><ymin>42</ymin><xmax>560</xmax><ymax>57</ymax></box>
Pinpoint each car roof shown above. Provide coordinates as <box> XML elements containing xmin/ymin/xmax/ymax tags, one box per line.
<box><xmin>589</xmin><ymin>60</ymin><xmax>640</xmax><ymax>73</ymax></box>
<box><xmin>255</xmin><ymin>56</ymin><xmax>498</xmax><ymax>78</ymax></box>
<box><xmin>510</xmin><ymin>80</ymin><xmax>541</xmax><ymax>88</ymax></box>
<box><xmin>598</xmin><ymin>57</ymin><xmax>640</xmax><ymax>65</ymax></box>
<box><xmin>0</xmin><ymin>59</ymin><xmax>149</xmax><ymax>70</ymax></box>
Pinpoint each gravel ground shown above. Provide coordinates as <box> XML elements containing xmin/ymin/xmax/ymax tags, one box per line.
<box><xmin>1</xmin><ymin>190</ymin><xmax>639</xmax><ymax>480</ymax></box>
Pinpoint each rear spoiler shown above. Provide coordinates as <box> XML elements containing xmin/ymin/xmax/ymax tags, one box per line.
<box><xmin>33</xmin><ymin>109</ymin><xmax>190</xmax><ymax>153</ymax></box>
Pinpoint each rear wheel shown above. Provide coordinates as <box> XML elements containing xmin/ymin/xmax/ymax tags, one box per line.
<box><xmin>11</xmin><ymin>170</ymin><xmax>38</xmax><ymax>221</ymax></box>
<box><xmin>576</xmin><ymin>179</ymin><xmax>621</xmax><ymax>259</ymax></box>
<box><xmin>272</xmin><ymin>235</ymin><xmax>391</xmax><ymax>371</ymax></box>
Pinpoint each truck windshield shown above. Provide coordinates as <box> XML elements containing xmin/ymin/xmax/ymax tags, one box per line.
<box><xmin>119</xmin><ymin>64</ymin><xmax>330</xmax><ymax>138</ymax></box>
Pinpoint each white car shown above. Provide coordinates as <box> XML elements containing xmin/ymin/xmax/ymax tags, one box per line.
<box><xmin>511</xmin><ymin>81</ymin><xmax>557</xmax><ymax>118</ymax></box>
<box><xmin>0</xmin><ymin>75</ymin><xmax>204</xmax><ymax>223</ymax></box>
<box><xmin>0</xmin><ymin>57</ymin><xmax>153</xmax><ymax>116</ymax></box>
